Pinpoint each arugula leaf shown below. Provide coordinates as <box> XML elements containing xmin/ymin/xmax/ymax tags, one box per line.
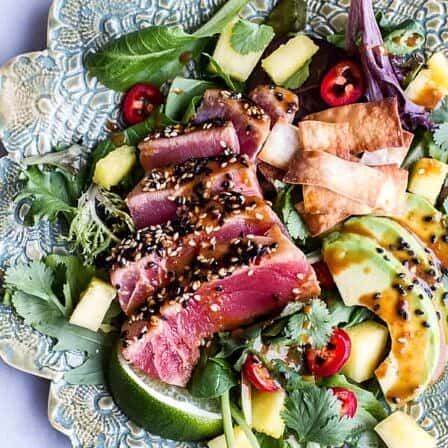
<box><xmin>86</xmin><ymin>0</ymin><xmax>249</xmax><ymax>91</ymax></box>
<box><xmin>430</xmin><ymin>97</ymin><xmax>448</xmax><ymax>124</ymax></box>
<box><xmin>165</xmin><ymin>77</ymin><xmax>215</xmax><ymax>121</ymax></box>
<box><xmin>68</xmin><ymin>184</ymin><xmax>134</xmax><ymax>263</ymax></box>
<box><xmin>189</xmin><ymin>355</ymin><xmax>237</xmax><ymax>398</ymax></box>
<box><xmin>433</xmin><ymin>123</ymin><xmax>448</xmax><ymax>153</ymax></box>
<box><xmin>230</xmin><ymin>19</ymin><xmax>274</xmax><ymax>55</ymax></box>
<box><xmin>281</xmin><ymin>59</ymin><xmax>311</xmax><ymax>89</ymax></box>
<box><xmin>285</xmin><ymin>299</ymin><xmax>332</xmax><ymax>348</ymax></box>
<box><xmin>16</xmin><ymin>166</ymin><xmax>77</xmax><ymax>224</ymax></box>
<box><xmin>322</xmin><ymin>375</ymin><xmax>388</xmax><ymax>420</ymax></box>
<box><xmin>193</xmin><ymin>0</ymin><xmax>250</xmax><ymax>38</ymax></box>
<box><xmin>275</xmin><ymin>184</ymin><xmax>309</xmax><ymax>243</ymax></box>
<box><xmin>204</xmin><ymin>53</ymin><xmax>245</xmax><ymax>92</ymax></box>
<box><xmin>282</xmin><ymin>384</ymin><xmax>355</xmax><ymax>445</ymax></box>
<box><xmin>265</xmin><ymin>0</ymin><xmax>307</xmax><ymax>35</ymax></box>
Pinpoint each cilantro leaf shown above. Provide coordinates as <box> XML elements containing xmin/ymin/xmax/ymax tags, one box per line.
<box><xmin>275</xmin><ymin>185</ymin><xmax>309</xmax><ymax>243</ymax></box>
<box><xmin>64</xmin><ymin>350</ymin><xmax>106</xmax><ymax>385</ymax></box>
<box><xmin>5</xmin><ymin>261</ymin><xmax>65</xmax><ymax>314</ymax></box>
<box><xmin>16</xmin><ymin>166</ymin><xmax>77</xmax><ymax>224</ymax></box>
<box><xmin>281</xmin><ymin>59</ymin><xmax>311</xmax><ymax>89</ymax></box>
<box><xmin>230</xmin><ymin>19</ymin><xmax>274</xmax><ymax>55</ymax></box>
<box><xmin>430</xmin><ymin>97</ymin><xmax>448</xmax><ymax>124</ymax></box>
<box><xmin>433</xmin><ymin>123</ymin><xmax>448</xmax><ymax>153</ymax></box>
<box><xmin>285</xmin><ymin>299</ymin><xmax>332</xmax><ymax>348</ymax></box>
<box><xmin>282</xmin><ymin>384</ymin><xmax>355</xmax><ymax>445</ymax></box>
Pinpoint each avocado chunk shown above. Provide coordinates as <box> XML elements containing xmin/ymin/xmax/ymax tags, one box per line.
<box><xmin>210</xmin><ymin>19</ymin><xmax>272</xmax><ymax>82</ymax></box>
<box><xmin>343</xmin><ymin>321</ymin><xmax>389</xmax><ymax>383</ymax></box>
<box><xmin>323</xmin><ymin>232</ymin><xmax>440</xmax><ymax>406</ymax></box>
<box><xmin>261</xmin><ymin>34</ymin><xmax>319</xmax><ymax>85</ymax></box>
<box><xmin>408</xmin><ymin>158</ymin><xmax>448</xmax><ymax>204</ymax></box>
<box><xmin>394</xmin><ymin>192</ymin><xmax>448</xmax><ymax>266</ymax></box>
<box><xmin>375</xmin><ymin>411</ymin><xmax>436</xmax><ymax>448</ymax></box>
<box><xmin>69</xmin><ymin>277</ymin><xmax>117</xmax><ymax>332</ymax></box>
<box><xmin>93</xmin><ymin>145</ymin><xmax>137</xmax><ymax>189</ymax></box>
<box><xmin>343</xmin><ymin>215</ymin><xmax>448</xmax><ymax>343</ymax></box>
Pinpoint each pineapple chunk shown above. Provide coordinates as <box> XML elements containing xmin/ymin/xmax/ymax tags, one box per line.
<box><xmin>428</xmin><ymin>51</ymin><xmax>448</xmax><ymax>91</ymax></box>
<box><xmin>69</xmin><ymin>278</ymin><xmax>117</xmax><ymax>332</ymax></box>
<box><xmin>375</xmin><ymin>411</ymin><xmax>436</xmax><ymax>448</ymax></box>
<box><xmin>405</xmin><ymin>69</ymin><xmax>445</xmax><ymax>109</ymax></box>
<box><xmin>211</xmin><ymin>19</ymin><xmax>270</xmax><ymax>82</ymax></box>
<box><xmin>408</xmin><ymin>158</ymin><xmax>448</xmax><ymax>204</ymax></box>
<box><xmin>252</xmin><ymin>388</ymin><xmax>286</xmax><ymax>439</ymax></box>
<box><xmin>343</xmin><ymin>321</ymin><xmax>389</xmax><ymax>383</ymax></box>
<box><xmin>208</xmin><ymin>427</ymin><xmax>251</xmax><ymax>448</ymax></box>
<box><xmin>262</xmin><ymin>34</ymin><xmax>319</xmax><ymax>85</ymax></box>
<box><xmin>93</xmin><ymin>145</ymin><xmax>136</xmax><ymax>189</ymax></box>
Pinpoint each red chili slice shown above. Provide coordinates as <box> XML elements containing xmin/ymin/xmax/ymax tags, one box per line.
<box><xmin>312</xmin><ymin>261</ymin><xmax>335</xmax><ymax>290</ymax></box>
<box><xmin>122</xmin><ymin>83</ymin><xmax>163</xmax><ymax>125</ymax></box>
<box><xmin>243</xmin><ymin>355</ymin><xmax>280</xmax><ymax>392</ymax></box>
<box><xmin>305</xmin><ymin>328</ymin><xmax>351</xmax><ymax>377</ymax></box>
<box><xmin>330</xmin><ymin>387</ymin><xmax>358</xmax><ymax>418</ymax></box>
<box><xmin>320</xmin><ymin>60</ymin><xmax>365</xmax><ymax>107</ymax></box>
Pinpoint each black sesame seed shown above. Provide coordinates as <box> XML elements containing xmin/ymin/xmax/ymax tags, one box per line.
<box><xmin>422</xmin><ymin>321</ymin><xmax>431</xmax><ymax>328</ymax></box>
<box><xmin>415</xmin><ymin>309</ymin><xmax>424</xmax><ymax>316</ymax></box>
<box><xmin>423</xmin><ymin>215</ymin><xmax>433</xmax><ymax>222</ymax></box>
<box><xmin>376</xmin><ymin>247</ymin><xmax>385</xmax><ymax>254</ymax></box>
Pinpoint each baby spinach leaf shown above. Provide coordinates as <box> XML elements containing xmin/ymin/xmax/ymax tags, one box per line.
<box><xmin>86</xmin><ymin>0</ymin><xmax>250</xmax><ymax>91</ymax></box>
<box><xmin>85</xmin><ymin>26</ymin><xmax>205</xmax><ymax>91</ymax></box>
<box><xmin>189</xmin><ymin>355</ymin><xmax>237</xmax><ymax>398</ymax></box>
<box><xmin>230</xmin><ymin>19</ymin><xmax>274</xmax><ymax>55</ymax></box>
<box><xmin>266</xmin><ymin>0</ymin><xmax>307</xmax><ymax>35</ymax></box>
<box><xmin>165</xmin><ymin>77</ymin><xmax>215</xmax><ymax>121</ymax></box>
<box><xmin>193</xmin><ymin>0</ymin><xmax>250</xmax><ymax>38</ymax></box>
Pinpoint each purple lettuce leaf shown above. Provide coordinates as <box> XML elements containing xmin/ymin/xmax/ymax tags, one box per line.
<box><xmin>345</xmin><ymin>0</ymin><xmax>430</xmax><ymax>130</ymax></box>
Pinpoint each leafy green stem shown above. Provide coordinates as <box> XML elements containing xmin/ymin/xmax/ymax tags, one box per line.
<box><xmin>230</xmin><ymin>403</ymin><xmax>260</xmax><ymax>448</ymax></box>
<box><xmin>221</xmin><ymin>391</ymin><xmax>235</xmax><ymax>448</ymax></box>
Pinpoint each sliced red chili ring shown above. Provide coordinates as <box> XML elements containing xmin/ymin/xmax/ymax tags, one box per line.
<box><xmin>320</xmin><ymin>60</ymin><xmax>365</xmax><ymax>107</ymax></box>
<box><xmin>312</xmin><ymin>261</ymin><xmax>336</xmax><ymax>290</ymax></box>
<box><xmin>330</xmin><ymin>387</ymin><xmax>358</xmax><ymax>418</ymax></box>
<box><xmin>122</xmin><ymin>82</ymin><xmax>163</xmax><ymax>125</ymax></box>
<box><xmin>305</xmin><ymin>328</ymin><xmax>351</xmax><ymax>377</ymax></box>
<box><xmin>243</xmin><ymin>355</ymin><xmax>280</xmax><ymax>392</ymax></box>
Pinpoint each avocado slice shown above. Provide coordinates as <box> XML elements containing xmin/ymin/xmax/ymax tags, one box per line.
<box><xmin>394</xmin><ymin>192</ymin><xmax>448</xmax><ymax>267</ymax></box>
<box><xmin>343</xmin><ymin>216</ymin><xmax>448</xmax><ymax>343</ymax></box>
<box><xmin>323</xmin><ymin>232</ymin><xmax>440</xmax><ymax>406</ymax></box>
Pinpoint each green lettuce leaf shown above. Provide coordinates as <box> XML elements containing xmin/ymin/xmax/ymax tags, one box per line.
<box><xmin>230</xmin><ymin>19</ymin><xmax>274</xmax><ymax>55</ymax></box>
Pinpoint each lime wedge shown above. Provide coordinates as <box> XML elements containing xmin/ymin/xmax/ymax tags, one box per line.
<box><xmin>108</xmin><ymin>345</ymin><xmax>223</xmax><ymax>441</ymax></box>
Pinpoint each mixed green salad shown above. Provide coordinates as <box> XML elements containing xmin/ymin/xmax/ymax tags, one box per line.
<box><xmin>2</xmin><ymin>0</ymin><xmax>448</xmax><ymax>447</ymax></box>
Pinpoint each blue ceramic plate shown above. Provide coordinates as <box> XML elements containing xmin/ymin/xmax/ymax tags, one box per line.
<box><xmin>0</xmin><ymin>0</ymin><xmax>447</xmax><ymax>446</ymax></box>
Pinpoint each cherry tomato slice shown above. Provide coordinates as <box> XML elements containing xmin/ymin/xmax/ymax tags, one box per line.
<box><xmin>305</xmin><ymin>328</ymin><xmax>351</xmax><ymax>377</ymax></box>
<box><xmin>330</xmin><ymin>387</ymin><xmax>358</xmax><ymax>418</ymax></box>
<box><xmin>122</xmin><ymin>83</ymin><xmax>163</xmax><ymax>125</ymax></box>
<box><xmin>320</xmin><ymin>60</ymin><xmax>365</xmax><ymax>107</ymax></box>
<box><xmin>243</xmin><ymin>355</ymin><xmax>280</xmax><ymax>392</ymax></box>
<box><xmin>312</xmin><ymin>261</ymin><xmax>335</xmax><ymax>290</ymax></box>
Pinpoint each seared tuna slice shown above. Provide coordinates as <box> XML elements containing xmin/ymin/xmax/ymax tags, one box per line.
<box><xmin>249</xmin><ymin>85</ymin><xmax>299</xmax><ymax>126</ymax></box>
<box><xmin>126</xmin><ymin>153</ymin><xmax>261</xmax><ymax>229</ymax></box>
<box><xmin>139</xmin><ymin>119</ymin><xmax>240</xmax><ymax>171</ymax></box>
<box><xmin>195</xmin><ymin>89</ymin><xmax>271</xmax><ymax>159</ymax></box>
<box><xmin>110</xmin><ymin>193</ymin><xmax>280</xmax><ymax>315</ymax></box>
<box><xmin>122</xmin><ymin>226</ymin><xmax>320</xmax><ymax>386</ymax></box>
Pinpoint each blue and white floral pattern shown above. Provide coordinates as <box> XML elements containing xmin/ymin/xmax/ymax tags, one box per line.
<box><xmin>0</xmin><ymin>0</ymin><xmax>447</xmax><ymax>446</ymax></box>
